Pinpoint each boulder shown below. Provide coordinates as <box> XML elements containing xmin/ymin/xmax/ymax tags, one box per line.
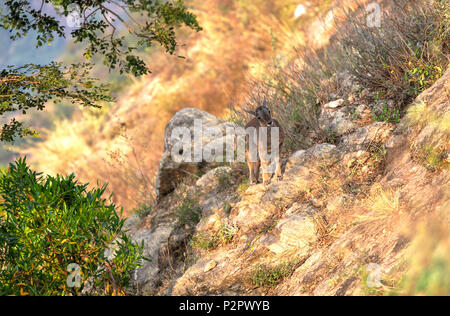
<box><xmin>339</xmin><ymin>122</ymin><xmax>394</xmax><ymax>151</ymax></box>
<box><xmin>155</xmin><ymin>108</ymin><xmax>243</xmax><ymax>200</ymax></box>
<box><xmin>323</xmin><ymin>99</ymin><xmax>345</xmax><ymax>109</ymax></box>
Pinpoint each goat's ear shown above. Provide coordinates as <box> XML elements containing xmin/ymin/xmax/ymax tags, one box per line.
<box><xmin>244</xmin><ymin>109</ymin><xmax>257</xmax><ymax>116</ymax></box>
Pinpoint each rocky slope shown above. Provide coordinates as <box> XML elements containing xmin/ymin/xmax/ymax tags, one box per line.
<box><xmin>124</xmin><ymin>68</ymin><xmax>449</xmax><ymax>296</ymax></box>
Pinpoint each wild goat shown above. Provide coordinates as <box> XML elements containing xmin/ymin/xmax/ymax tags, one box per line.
<box><xmin>244</xmin><ymin>100</ymin><xmax>284</xmax><ymax>184</ymax></box>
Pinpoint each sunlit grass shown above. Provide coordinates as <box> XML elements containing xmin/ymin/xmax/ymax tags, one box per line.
<box><xmin>406</xmin><ymin>101</ymin><xmax>450</xmax><ymax>135</ymax></box>
<box><xmin>396</xmin><ymin>218</ymin><xmax>450</xmax><ymax>296</ymax></box>
<box><xmin>369</xmin><ymin>185</ymin><xmax>401</xmax><ymax>216</ymax></box>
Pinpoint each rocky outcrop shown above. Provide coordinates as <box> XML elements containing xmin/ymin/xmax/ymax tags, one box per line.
<box><xmin>125</xmin><ymin>68</ymin><xmax>449</xmax><ymax>296</ymax></box>
<box><xmin>169</xmin><ymin>122</ymin><xmax>396</xmax><ymax>295</ymax></box>
<box><xmin>155</xmin><ymin>108</ymin><xmax>243</xmax><ymax>200</ymax></box>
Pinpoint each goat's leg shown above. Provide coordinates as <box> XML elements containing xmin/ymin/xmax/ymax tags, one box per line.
<box><xmin>247</xmin><ymin>151</ymin><xmax>259</xmax><ymax>184</ymax></box>
<box><xmin>248</xmin><ymin>161</ymin><xmax>256</xmax><ymax>184</ymax></box>
<box><xmin>261</xmin><ymin>160</ymin><xmax>272</xmax><ymax>185</ymax></box>
<box><xmin>275</xmin><ymin>156</ymin><xmax>282</xmax><ymax>180</ymax></box>
<box><xmin>255</xmin><ymin>159</ymin><xmax>261</xmax><ymax>184</ymax></box>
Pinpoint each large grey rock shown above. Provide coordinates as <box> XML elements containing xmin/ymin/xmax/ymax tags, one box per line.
<box><xmin>156</xmin><ymin>108</ymin><xmax>243</xmax><ymax>200</ymax></box>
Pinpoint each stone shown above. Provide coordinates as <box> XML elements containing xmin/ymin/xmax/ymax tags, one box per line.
<box><xmin>323</xmin><ymin>99</ymin><xmax>345</xmax><ymax>109</ymax></box>
<box><xmin>267</xmin><ymin>207</ymin><xmax>319</xmax><ymax>256</ymax></box>
<box><xmin>285</xmin><ymin>143</ymin><xmax>341</xmax><ymax>173</ymax></box>
<box><xmin>155</xmin><ymin>108</ymin><xmax>244</xmax><ymax>200</ymax></box>
<box><xmin>319</xmin><ymin>107</ymin><xmax>358</xmax><ymax>136</ymax></box>
<box><xmin>339</xmin><ymin>122</ymin><xmax>394</xmax><ymax>151</ymax></box>
<box><xmin>326</xmin><ymin>195</ymin><xmax>348</xmax><ymax>212</ymax></box>
<box><xmin>204</xmin><ymin>260</ymin><xmax>217</xmax><ymax>272</ymax></box>
<box><xmin>131</xmin><ymin>224</ymin><xmax>174</xmax><ymax>288</ymax></box>
<box><xmin>337</xmin><ymin>70</ymin><xmax>361</xmax><ymax>93</ymax></box>
<box><xmin>196</xmin><ymin>166</ymin><xmax>233</xmax><ymax>188</ymax></box>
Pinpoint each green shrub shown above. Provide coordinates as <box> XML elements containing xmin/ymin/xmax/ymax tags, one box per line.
<box><xmin>371</xmin><ymin>102</ymin><xmax>401</xmax><ymax>123</ymax></box>
<box><xmin>236</xmin><ymin>179</ymin><xmax>250</xmax><ymax>196</ymax></box>
<box><xmin>251</xmin><ymin>262</ymin><xmax>294</xmax><ymax>288</ymax></box>
<box><xmin>0</xmin><ymin>158</ymin><xmax>145</xmax><ymax>296</ymax></box>
<box><xmin>413</xmin><ymin>144</ymin><xmax>449</xmax><ymax>172</ymax></box>
<box><xmin>134</xmin><ymin>203</ymin><xmax>153</xmax><ymax>218</ymax></box>
<box><xmin>175</xmin><ymin>194</ymin><xmax>202</xmax><ymax>227</ymax></box>
<box><xmin>190</xmin><ymin>233</ymin><xmax>218</xmax><ymax>251</ymax></box>
<box><xmin>190</xmin><ymin>222</ymin><xmax>238</xmax><ymax>251</ymax></box>
<box><xmin>216</xmin><ymin>169</ymin><xmax>233</xmax><ymax>188</ymax></box>
<box><xmin>218</xmin><ymin>222</ymin><xmax>238</xmax><ymax>244</ymax></box>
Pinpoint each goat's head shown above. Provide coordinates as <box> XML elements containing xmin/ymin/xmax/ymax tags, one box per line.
<box><xmin>244</xmin><ymin>98</ymin><xmax>274</xmax><ymax>126</ymax></box>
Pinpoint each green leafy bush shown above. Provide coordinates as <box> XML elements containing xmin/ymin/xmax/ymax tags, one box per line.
<box><xmin>371</xmin><ymin>102</ymin><xmax>401</xmax><ymax>124</ymax></box>
<box><xmin>190</xmin><ymin>233</ymin><xmax>218</xmax><ymax>251</ymax></box>
<box><xmin>0</xmin><ymin>158</ymin><xmax>145</xmax><ymax>296</ymax></box>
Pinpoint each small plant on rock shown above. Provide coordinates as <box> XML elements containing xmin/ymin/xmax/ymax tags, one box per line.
<box><xmin>251</xmin><ymin>262</ymin><xmax>294</xmax><ymax>288</ymax></box>
<box><xmin>175</xmin><ymin>194</ymin><xmax>202</xmax><ymax>227</ymax></box>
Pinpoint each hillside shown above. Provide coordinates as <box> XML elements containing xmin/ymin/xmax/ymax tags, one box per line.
<box><xmin>123</xmin><ymin>64</ymin><xmax>449</xmax><ymax>296</ymax></box>
<box><xmin>5</xmin><ymin>0</ymin><xmax>448</xmax><ymax>296</ymax></box>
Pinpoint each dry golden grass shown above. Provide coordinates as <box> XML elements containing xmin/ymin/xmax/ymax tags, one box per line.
<box><xmin>368</xmin><ymin>184</ymin><xmax>402</xmax><ymax>216</ymax></box>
